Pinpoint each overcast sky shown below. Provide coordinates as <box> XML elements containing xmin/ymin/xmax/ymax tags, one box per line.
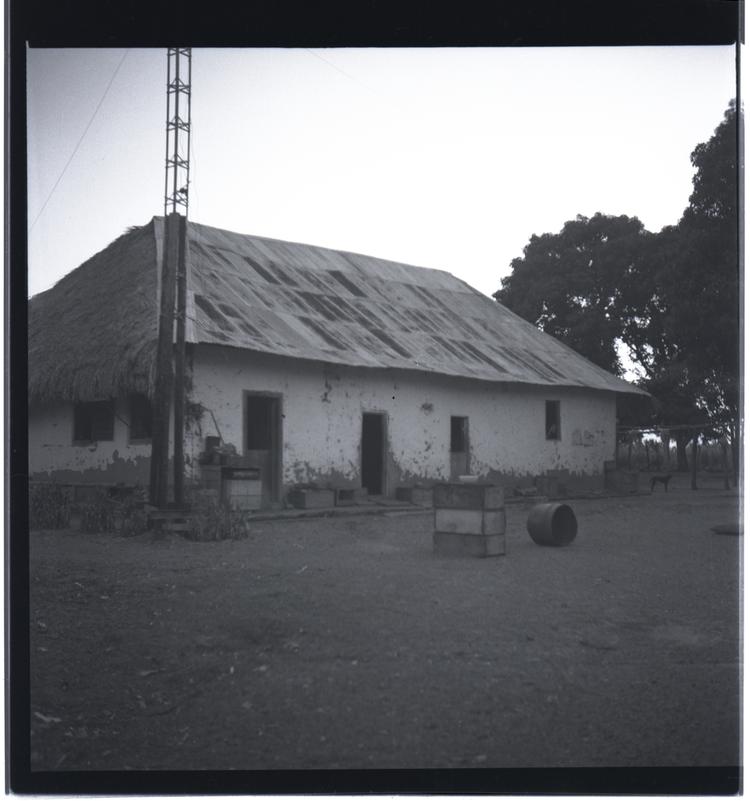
<box><xmin>27</xmin><ymin>46</ymin><xmax>735</xmax><ymax>299</ymax></box>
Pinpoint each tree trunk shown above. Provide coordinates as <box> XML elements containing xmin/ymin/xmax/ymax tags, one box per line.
<box><xmin>721</xmin><ymin>438</ymin><xmax>730</xmax><ymax>491</ymax></box>
<box><xmin>661</xmin><ymin>431</ymin><xmax>671</xmax><ymax>471</ymax></box>
<box><xmin>690</xmin><ymin>436</ymin><xmax>698</xmax><ymax>490</ymax></box>
<box><xmin>675</xmin><ymin>431</ymin><xmax>690</xmax><ymax>472</ymax></box>
<box><xmin>729</xmin><ymin>420</ymin><xmax>739</xmax><ymax>487</ymax></box>
<box><xmin>644</xmin><ymin>440</ymin><xmax>650</xmax><ymax>470</ymax></box>
<box><xmin>627</xmin><ymin>438</ymin><xmax>633</xmax><ymax>470</ymax></box>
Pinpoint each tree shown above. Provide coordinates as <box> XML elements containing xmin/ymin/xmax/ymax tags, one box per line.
<box><xmin>494</xmin><ymin>213</ymin><xmax>651</xmax><ymax>376</ymax></box>
<box><xmin>495</xmin><ymin>102</ymin><xmax>739</xmax><ymax>478</ymax></box>
<box><xmin>663</xmin><ymin>101</ymin><xmax>740</xmax><ymax>477</ymax></box>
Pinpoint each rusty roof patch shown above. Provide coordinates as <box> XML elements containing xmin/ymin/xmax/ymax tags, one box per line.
<box><xmin>299</xmin><ymin>316</ymin><xmax>349</xmax><ymax>351</ymax></box>
<box><xmin>243</xmin><ymin>255</ymin><xmax>281</xmax><ymax>285</ymax></box>
<box><xmin>432</xmin><ymin>335</ymin><xmax>466</xmax><ymax>362</ymax></box>
<box><xmin>270</xmin><ymin>262</ymin><xmax>300</xmax><ymax>287</ymax></box>
<box><xmin>298</xmin><ymin>291</ymin><xmax>339</xmax><ymax>322</ymax></box>
<box><xmin>194</xmin><ymin>294</ymin><xmax>225</xmax><ymax>326</ymax></box>
<box><xmin>328</xmin><ymin>270</ymin><xmax>367</xmax><ymax>297</ymax></box>
<box><xmin>458</xmin><ymin>340</ymin><xmax>508</xmax><ymax>372</ymax></box>
<box><xmin>365</xmin><ymin>327</ymin><xmax>411</xmax><ymax>359</ymax></box>
<box><xmin>237</xmin><ymin>319</ymin><xmax>265</xmax><ymax>339</ymax></box>
<box><xmin>180</xmin><ymin>219</ymin><xmax>646</xmax><ymax>395</ymax></box>
<box><xmin>217</xmin><ymin>302</ymin><xmax>241</xmax><ymax>319</ymax></box>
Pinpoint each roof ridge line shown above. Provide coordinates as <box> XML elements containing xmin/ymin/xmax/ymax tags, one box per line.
<box><xmin>183</xmin><ymin>217</ymin><xmax>468</xmax><ymax>284</ymax></box>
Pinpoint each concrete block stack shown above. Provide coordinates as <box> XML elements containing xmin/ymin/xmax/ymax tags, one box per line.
<box><xmin>433</xmin><ymin>482</ymin><xmax>506</xmax><ymax>557</ymax></box>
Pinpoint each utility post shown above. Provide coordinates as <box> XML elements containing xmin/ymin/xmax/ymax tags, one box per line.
<box><xmin>173</xmin><ymin>214</ymin><xmax>188</xmax><ymax>506</ymax></box>
<box><xmin>149</xmin><ymin>47</ymin><xmax>192</xmax><ymax>508</ymax></box>
<box><xmin>150</xmin><ymin>212</ymin><xmax>181</xmax><ymax>507</ymax></box>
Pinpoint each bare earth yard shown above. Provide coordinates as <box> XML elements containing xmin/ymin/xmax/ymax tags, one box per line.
<box><xmin>29</xmin><ymin>475</ymin><xmax>740</xmax><ymax>773</ymax></box>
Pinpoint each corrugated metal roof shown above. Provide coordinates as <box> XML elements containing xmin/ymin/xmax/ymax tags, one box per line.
<box><xmin>177</xmin><ymin>219</ymin><xmax>645</xmax><ymax>395</ymax></box>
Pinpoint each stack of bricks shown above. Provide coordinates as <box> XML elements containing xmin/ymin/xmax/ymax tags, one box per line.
<box><xmin>287</xmin><ymin>488</ymin><xmax>336</xmax><ymax>509</ymax></box>
<box><xmin>433</xmin><ymin>482</ymin><xmax>506</xmax><ymax>557</ymax></box>
<box><xmin>395</xmin><ymin>485</ymin><xmax>434</xmax><ymax>507</ymax></box>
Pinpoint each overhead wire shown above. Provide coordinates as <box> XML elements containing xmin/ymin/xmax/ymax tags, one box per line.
<box><xmin>303</xmin><ymin>47</ymin><xmax>415</xmax><ymax>122</ymax></box>
<box><xmin>29</xmin><ymin>49</ymin><xmax>130</xmax><ymax>232</ymax></box>
<box><xmin>303</xmin><ymin>48</ymin><xmax>379</xmax><ymax>96</ymax></box>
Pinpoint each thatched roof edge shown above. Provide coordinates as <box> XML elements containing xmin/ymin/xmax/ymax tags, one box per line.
<box><xmin>28</xmin><ymin>220</ymin><xmax>161</xmax><ymax>405</ymax></box>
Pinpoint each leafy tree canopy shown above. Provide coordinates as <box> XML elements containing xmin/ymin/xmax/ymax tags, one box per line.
<box><xmin>666</xmin><ymin>100</ymin><xmax>739</xmax><ymax>435</ymax></box>
<box><xmin>495</xmin><ymin>101</ymin><xmax>739</xmax><ymax>454</ymax></box>
<box><xmin>494</xmin><ymin>212</ymin><xmax>651</xmax><ymax>376</ymax></box>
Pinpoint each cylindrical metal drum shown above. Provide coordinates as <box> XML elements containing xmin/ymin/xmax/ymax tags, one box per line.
<box><xmin>527</xmin><ymin>502</ymin><xmax>577</xmax><ymax>546</ymax></box>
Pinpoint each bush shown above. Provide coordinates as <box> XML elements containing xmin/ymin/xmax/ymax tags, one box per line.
<box><xmin>29</xmin><ymin>483</ymin><xmax>149</xmax><ymax>535</ymax></box>
<box><xmin>80</xmin><ymin>486</ymin><xmax>149</xmax><ymax>536</ymax></box>
<box><xmin>29</xmin><ymin>483</ymin><xmax>72</xmax><ymax>529</ymax></box>
<box><xmin>186</xmin><ymin>489</ymin><xmax>250</xmax><ymax>541</ymax></box>
<box><xmin>79</xmin><ymin>489</ymin><xmax>117</xmax><ymax>533</ymax></box>
<box><xmin>116</xmin><ymin>493</ymin><xmax>149</xmax><ymax>537</ymax></box>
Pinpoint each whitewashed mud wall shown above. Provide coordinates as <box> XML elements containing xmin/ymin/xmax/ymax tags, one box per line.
<box><xmin>28</xmin><ymin>398</ymin><xmax>204</xmax><ymax>485</ymax></box>
<box><xmin>191</xmin><ymin>345</ymin><xmax>616</xmax><ymax>494</ymax></box>
<box><xmin>28</xmin><ymin>398</ymin><xmax>153</xmax><ymax>484</ymax></box>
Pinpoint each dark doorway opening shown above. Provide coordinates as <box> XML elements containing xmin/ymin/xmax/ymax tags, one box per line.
<box><xmin>361</xmin><ymin>412</ymin><xmax>386</xmax><ymax>495</ymax></box>
<box><xmin>450</xmin><ymin>415</ymin><xmax>469</xmax><ymax>479</ymax></box>
<box><xmin>545</xmin><ymin>400</ymin><xmax>561</xmax><ymax>440</ymax></box>
<box><xmin>244</xmin><ymin>393</ymin><xmax>282</xmax><ymax>507</ymax></box>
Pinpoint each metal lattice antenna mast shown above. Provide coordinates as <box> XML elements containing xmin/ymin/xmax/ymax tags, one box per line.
<box><xmin>150</xmin><ymin>47</ymin><xmax>192</xmax><ymax>509</ymax></box>
<box><xmin>164</xmin><ymin>48</ymin><xmax>192</xmax><ymax>217</ymax></box>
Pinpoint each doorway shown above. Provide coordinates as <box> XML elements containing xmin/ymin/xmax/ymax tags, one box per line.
<box><xmin>244</xmin><ymin>393</ymin><xmax>282</xmax><ymax>507</ymax></box>
<box><xmin>361</xmin><ymin>412</ymin><xmax>386</xmax><ymax>496</ymax></box>
<box><xmin>450</xmin><ymin>415</ymin><xmax>469</xmax><ymax>479</ymax></box>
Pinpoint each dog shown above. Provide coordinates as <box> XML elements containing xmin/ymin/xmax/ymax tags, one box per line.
<box><xmin>650</xmin><ymin>474</ymin><xmax>672</xmax><ymax>493</ymax></box>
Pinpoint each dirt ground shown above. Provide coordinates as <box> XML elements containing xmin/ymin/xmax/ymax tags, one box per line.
<box><xmin>29</xmin><ymin>473</ymin><xmax>741</xmax><ymax>772</ymax></box>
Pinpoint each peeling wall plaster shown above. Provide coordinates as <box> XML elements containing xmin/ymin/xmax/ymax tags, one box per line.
<box><xmin>191</xmin><ymin>346</ymin><xmax>616</xmax><ymax>493</ymax></box>
<box><xmin>28</xmin><ymin>346</ymin><xmax>617</xmax><ymax>494</ymax></box>
<box><xmin>29</xmin><ymin>398</ymin><xmax>153</xmax><ymax>484</ymax></box>
<box><xmin>29</xmin><ymin>397</ymin><xmax>203</xmax><ymax>486</ymax></box>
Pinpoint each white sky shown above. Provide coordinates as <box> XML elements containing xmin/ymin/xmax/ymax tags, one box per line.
<box><xmin>27</xmin><ymin>46</ymin><xmax>736</xmax><ymax>299</ymax></box>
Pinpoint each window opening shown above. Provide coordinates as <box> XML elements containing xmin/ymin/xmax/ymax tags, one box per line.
<box><xmin>73</xmin><ymin>400</ymin><xmax>115</xmax><ymax>443</ymax></box>
<box><xmin>246</xmin><ymin>395</ymin><xmax>275</xmax><ymax>450</ymax></box>
<box><xmin>129</xmin><ymin>394</ymin><xmax>152</xmax><ymax>441</ymax></box>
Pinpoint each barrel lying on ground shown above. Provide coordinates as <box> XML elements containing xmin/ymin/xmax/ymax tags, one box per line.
<box><xmin>527</xmin><ymin>502</ymin><xmax>577</xmax><ymax>546</ymax></box>
<box><xmin>433</xmin><ymin>482</ymin><xmax>505</xmax><ymax>557</ymax></box>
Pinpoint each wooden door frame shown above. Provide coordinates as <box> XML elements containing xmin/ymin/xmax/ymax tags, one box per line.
<box><xmin>242</xmin><ymin>391</ymin><xmax>283</xmax><ymax>503</ymax></box>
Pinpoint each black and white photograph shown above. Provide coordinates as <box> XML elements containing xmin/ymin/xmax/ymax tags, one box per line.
<box><xmin>11</xmin><ymin>2</ymin><xmax>742</xmax><ymax>795</ymax></box>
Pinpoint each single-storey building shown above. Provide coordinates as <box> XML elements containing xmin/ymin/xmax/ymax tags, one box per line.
<box><xmin>28</xmin><ymin>217</ymin><xmax>645</xmax><ymax>506</ymax></box>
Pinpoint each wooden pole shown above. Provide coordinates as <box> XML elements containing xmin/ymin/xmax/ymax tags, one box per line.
<box><xmin>149</xmin><ymin>213</ymin><xmax>180</xmax><ymax>507</ymax></box>
<box><xmin>173</xmin><ymin>215</ymin><xmax>187</xmax><ymax>507</ymax></box>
